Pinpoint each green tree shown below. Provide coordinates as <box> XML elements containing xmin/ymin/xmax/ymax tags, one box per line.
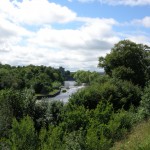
<box><xmin>69</xmin><ymin>78</ymin><xmax>141</xmax><ymax>110</ymax></box>
<box><xmin>98</xmin><ymin>40</ymin><xmax>150</xmax><ymax>87</ymax></box>
<box><xmin>138</xmin><ymin>82</ymin><xmax>150</xmax><ymax>119</ymax></box>
<box><xmin>46</xmin><ymin>100</ymin><xmax>64</xmax><ymax>126</ymax></box>
<box><xmin>86</xmin><ymin>126</ymin><xmax>111</xmax><ymax>150</ymax></box>
<box><xmin>0</xmin><ymin>89</ymin><xmax>13</xmax><ymax>137</ymax></box>
<box><xmin>64</xmin><ymin>129</ymin><xmax>86</xmax><ymax>150</ymax></box>
<box><xmin>61</xmin><ymin>105</ymin><xmax>88</xmax><ymax>132</ymax></box>
<box><xmin>8</xmin><ymin>116</ymin><xmax>37</xmax><ymax>150</ymax></box>
<box><xmin>0</xmin><ymin>88</ymin><xmax>36</xmax><ymax>137</ymax></box>
<box><xmin>39</xmin><ymin>126</ymin><xmax>64</xmax><ymax>150</ymax></box>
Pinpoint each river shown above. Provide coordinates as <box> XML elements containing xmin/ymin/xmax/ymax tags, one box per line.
<box><xmin>49</xmin><ymin>81</ymin><xmax>84</xmax><ymax>103</ymax></box>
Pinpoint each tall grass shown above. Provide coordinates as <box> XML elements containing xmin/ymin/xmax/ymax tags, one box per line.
<box><xmin>111</xmin><ymin>119</ymin><xmax>150</xmax><ymax>150</ymax></box>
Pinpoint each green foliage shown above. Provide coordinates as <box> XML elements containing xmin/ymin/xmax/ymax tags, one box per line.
<box><xmin>0</xmin><ymin>88</ymin><xmax>36</xmax><ymax>138</ymax></box>
<box><xmin>39</xmin><ymin>126</ymin><xmax>64</xmax><ymax>150</ymax></box>
<box><xmin>111</xmin><ymin>119</ymin><xmax>150</xmax><ymax>150</ymax></box>
<box><xmin>63</xmin><ymin>129</ymin><xmax>86</xmax><ymax>150</ymax></box>
<box><xmin>49</xmin><ymin>89</ymin><xmax>60</xmax><ymax>96</ymax></box>
<box><xmin>112</xmin><ymin>66</ymin><xmax>134</xmax><ymax>81</ymax></box>
<box><xmin>8</xmin><ymin>116</ymin><xmax>37</xmax><ymax>150</ymax></box>
<box><xmin>0</xmin><ymin>90</ymin><xmax>13</xmax><ymax>137</ymax></box>
<box><xmin>69</xmin><ymin>85</ymin><xmax>102</xmax><ymax>109</ymax></box>
<box><xmin>0</xmin><ymin>64</ymin><xmax>63</xmax><ymax>94</ymax></box>
<box><xmin>33</xmin><ymin>100</ymin><xmax>64</xmax><ymax>130</ymax></box>
<box><xmin>34</xmin><ymin>101</ymin><xmax>48</xmax><ymax>130</ymax></box>
<box><xmin>86</xmin><ymin>126</ymin><xmax>112</xmax><ymax>150</ymax></box>
<box><xmin>61</xmin><ymin>105</ymin><xmax>88</xmax><ymax>132</ymax></box>
<box><xmin>108</xmin><ymin>110</ymin><xmax>133</xmax><ymax>141</ymax></box>
<box><xmin>85</xmin><ymin>103</ymin><xmax>113</xmax><ymax>150</ymax></box>
<box><xmin>92</xmin><ymin>101</ymin><xmax>113</xmax><ymax>124</ymax></box>
<box><xmin>46</xmin><ymin>100</ymin><xmax>64</xmax><ymax>126</ymax></box>
<box><xmin>52</xmin><ymin>81</ymin><xmax>61</xmax><ymax>89</ymax></box>
<box><xmin>98</xmin><ymin>40</ymin><xmax>150</xmax><ymax>87</ymax></box>
<box><xmin>62</xmin><ymin>89</ymin><xmax>67</xmax><ymax>93</ymax></box>
<box><xmin>73</xmin><ymin>70</ymin><xmax>100</xmax><ymax>85</ymax></box>
<box><xmin>69</xmin><ymin>78</ymin><xmax>141</xmax><ymax>110</ymax></box>
<box><xmin>0</xmin><ymin>89</ymin><xmax>24</xmax><ymax>138</ymax></box>
<box><xmin>138</xmin><ymin>82</ymin><xmax>150</xmax><ymax>119</ymax></box>
<box><xmin>103</xmin><ymin>79</ymin><xmax>141</xmax><ymax>110</ymax></box>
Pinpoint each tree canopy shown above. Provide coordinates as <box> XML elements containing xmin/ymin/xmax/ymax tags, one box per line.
<box><xmin>98</xmin><ymin>40</ymin><xmax>150</xmax><ymax>87</ymax></box>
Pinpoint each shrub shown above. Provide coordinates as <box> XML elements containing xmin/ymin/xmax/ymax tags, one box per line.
<box><xmin>8</xmin><ymin>116</ymin><xmax>38</xmax><ymax>150</ymax></box>
<box><xmin>138</xmin><ymin>82</ymin><xmax>150</xmax><ymax>119</ymax></box>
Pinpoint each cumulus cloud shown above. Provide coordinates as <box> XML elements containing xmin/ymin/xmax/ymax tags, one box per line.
<box><xmin>0</xmin><ymin>0</ymin><xmax>76</xmax><ymax>25</ymax></box>
<box><xmin>0</xmin><ymin>15</ymin><xmax>119</xmax><ymax>70</ymax></box>
<box><xmin>28</xmin><ymin>18</ymin><xmax>119</xmax><ymax>50</ymax></box>
<box><xmin>78</xmin><ymin>0</ymin><xmax>150</xmax><ymax>6</ymax></box>
<box><xmin>0</xmin><ymin>45</ymin><xmax>110</xmax><ymax>71</ymax></box>
<box><xmin>132</xmin><ymin>17</ymin><xmax>150</xmax><ymax>28</ymax></box>
<box><xmin>126</xmin><ymin>35</ymin><xmax>150</xmax><ymax>46</ymax></box>
<box><xmin>0</xmin><ymin>0</ymin><xmax>149</xmax><ymax>71</ymax></box>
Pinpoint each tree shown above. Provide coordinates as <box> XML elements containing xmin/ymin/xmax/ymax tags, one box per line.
<box><xmin>138</xmin><ymin>82</ymin><xmax>150</xmax><ymax>119</ymax></box>
<box><xmin>39</xmin><ymin>126</ymin><xmax>64</xmax><ymax>150</ymax></box>
<box><xmin>8</xmin><ymin>116</ymin><xmax>37</xmax><ymax>150</ymax></box>
<box><xmin>69</xmin><ymin>78</ymin><xmax>141</xmax><ymax>110</ymax></box>
<box><xmin>0</xmin><ymin>88</ymin><xmax>36</xmax><ymax>138</ymax></box>
<box><xmin>98</xmin><ymin>40</ymin><xmax>150</xmax><ymax>87</ymax></box>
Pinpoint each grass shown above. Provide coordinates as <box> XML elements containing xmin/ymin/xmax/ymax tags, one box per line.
<box><xmin>111</xmin><ymin>118</ymin><xmax>150</xmax><ymax>150</ymax></box>
<box><xmin>35</xmin><ymin>93</ymin><xmax>46</xmax><ymax>96</ymax></box>
<box><xmin>49</xmin><ymin>89</ymin><xmax>60</xmax><ymax>96</ymax></box>
<box><xmin>36</xmin><ymin>89</ymin><xmax>60</xmax><ymax>97</ymax></box>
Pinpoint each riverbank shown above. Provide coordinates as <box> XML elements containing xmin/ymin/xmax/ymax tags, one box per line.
<box><xmin>50</xmin><ymin>85</ymin><xmax>85</xmax><ymax>103</ymax></box>
<box><xmin>36</xmin><ymin>81</ymin><xmax>85</xmax><ymax>103</ymax></box>
<box><xmin>36</xmin><ymin>89</ymin><xmax>60</xmax><ymax>100</ymax></box>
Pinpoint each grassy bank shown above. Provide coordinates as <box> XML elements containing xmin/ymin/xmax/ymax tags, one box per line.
<box><xmin>111</xmin><ymin>118</ymin><xmax>150</xmax><ymax>150</ymax></box>
<box><xmin>49</xmin><ymin>89</ymin><xmax>60</xmax><ymax>96</ymax></box>
<box><xmin>36</xmin><ymin>89</ymin><xmax>60</xmax><ymax>99</ymax></box>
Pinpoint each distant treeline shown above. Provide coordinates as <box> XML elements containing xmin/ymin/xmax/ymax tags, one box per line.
<box><xmin>0</xmin><ymin>64</ymin><xmax>73</xmax><ymax>94</ymax></box>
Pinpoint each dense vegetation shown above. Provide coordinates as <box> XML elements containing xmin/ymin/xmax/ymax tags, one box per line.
<box><xmin>73</xmin><ymin>70</ymin><xmax>100</xmax><ymax>85</ymax></box>
<box><xmin>111</xmin><ymin>118</ymin><xmax>150</xmax><ymax>150</ymax></box>
<box><xmin>0</xmin><ymin>40</ymin><xmax>150</xmax><ymax>150</ymax></box>
<box><xmin>0</xmin><ymin>64</ymin><xmax>64</xmax><ymax>94</ymax></box>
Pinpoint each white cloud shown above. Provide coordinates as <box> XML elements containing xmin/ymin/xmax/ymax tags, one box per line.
<box><xmin>0</xmin><ymin>0</ymin><xmax>76</xmax><ymax>25</ymax></box>
<box><xmin>0</xmin><ymin>14</ymin><xmax>34</xmax><ymax>57</ymax></box>
<box><xmin>132</xmin><ymin>17</ymin><xmax>150</xmax><ymax>28</ymax></box>
<box><xmin>0</xmin><ymin>0</ymin><xmax>149</xmax><ymax>71</ymax></box>
<box><xmin>0</xmin><ymin>44</ymin><xmax>109</xmax><ymax>71</ymax></box>
<box><xmin>78</xmin><ymin>0</ymin><xmax>150</xmax><ymax>6</ymax></box>
<box><xmin>127</xmin><ymin>35</ymin><xmax>150</xmax><ymax>46</ymax></box>
<box><xmin>28</xmin><ymin>18</ymin><xmax>119</xmax><ymax>50</ymax></box>
<box><xmin>0</xmin><ymin>15</ymin><xmax>119</xmax><ymax>70</ymax></box>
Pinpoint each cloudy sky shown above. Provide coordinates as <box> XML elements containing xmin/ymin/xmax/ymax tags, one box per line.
<box><xmin>0</xmin><ymin>0</ymin><xmax>150</xmax><ymax>71</ymax></box>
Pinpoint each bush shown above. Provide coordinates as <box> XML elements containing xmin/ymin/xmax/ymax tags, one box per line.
<box><xmin>62</xmin><ymin>89</ymin><xmax>67</xmax><ymax>93</ymax></box>
<box><xmin>138</xmin><ymin>82</ymin><xmax>150</xmax><ymax>119</ymax></box>
<box><xmin>108</xmin><ymin>110</ymin><xmax>133</xmax><ymax>142</ymax></box>
<box><xmin>69</xmin><ymin>78</ymin><xmax>141</xmax><ymax>111</ymax></box>
<box><xmin>8</xmin><ymin>116</ymin><xmax>38</xmax><ymax>150</ymax></box>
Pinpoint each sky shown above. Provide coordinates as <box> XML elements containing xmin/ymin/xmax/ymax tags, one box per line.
<box><xmin>0</xmin><ymin>0</ymin><xmax>150</xmax><ymax>71</ymax></box>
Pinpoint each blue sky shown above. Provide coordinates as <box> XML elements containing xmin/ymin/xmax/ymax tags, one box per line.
<box><xmin>54</xmin><ymin>0</ymin><xmax>150</xmax><ymax>20</ymax></box>
<box><xmin>0</xmin><ymin>0</ymin><xmax>150</xmax><ymax>71</ymax></box>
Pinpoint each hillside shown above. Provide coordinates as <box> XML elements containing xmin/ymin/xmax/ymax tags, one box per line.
<box><xmin>111</xmin><ymin>119</ymin><xmax>150</xmax><ymax>150</ymax></box>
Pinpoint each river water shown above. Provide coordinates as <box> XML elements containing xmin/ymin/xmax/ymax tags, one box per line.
<box><xmin>49</xmin><ymin>81</ymin><xmax>84</xmax><ymax>103</ymax></box>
